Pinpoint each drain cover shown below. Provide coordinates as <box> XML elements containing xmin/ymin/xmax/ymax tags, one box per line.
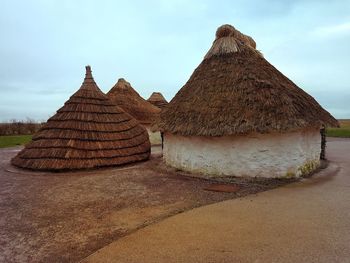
<box><xmin>204</xmin><ymin>184</ymin><xmax>240</xmax><ymax>193</ymax></box>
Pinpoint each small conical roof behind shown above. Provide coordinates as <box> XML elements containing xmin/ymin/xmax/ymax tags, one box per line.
<box><xmin>11</xmin><ymin>66</ymin><xmax>150</xmax><ymax>171</ymax></box>
<box><xmin>147</xmin><ymin>92</ymin><xmax>168</xmax><ymax>109</ymax></box>
<box><xmin>107</xmin><ymin>78</ymin><xmax>161</xmax><ymax>125</ymax></box>
<box><xmin>159</xmin><ymin>24</ymin><xmax>338</xmax><ymax>136</ymax></box>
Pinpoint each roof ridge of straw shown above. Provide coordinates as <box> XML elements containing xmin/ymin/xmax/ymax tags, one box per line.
<box><xmin>204</xmin><ymin>24</ymin><xmax>259</xmax><ymax>59</ymax></box>
<box><xmin>159</xmin><ymin>24</ymin><xmax>339</xmax><ymax>137</ymax></box>
<box><xmin>11</xmin><ymin>66</ymin><xmax>150</xmax><ymax>171</ymax></box>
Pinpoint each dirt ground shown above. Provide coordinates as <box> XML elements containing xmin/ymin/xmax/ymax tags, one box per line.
<box><xmin>0</xmin><ymin>146</ymin><xmax>295</xmax><ymax>263</ymax></box>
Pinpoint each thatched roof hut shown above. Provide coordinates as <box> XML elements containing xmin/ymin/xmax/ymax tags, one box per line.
<box><xmin>159</xmin><ymin>24</ymin><xmax>338</xmax><ymax>178</ymax></box>
<box><xmin>107</xmin><ymin>79</ymin><xmax>162</xmax><ymax>145</ymax></box>
<box><xmin>107</xmin><ymin>78</ymin><xmax>161</xmax><ymax>125</ymax></box>
<box><xmin>147</xmin><ymin>92</ymin><xmax>168</xmax><ymax>109</ymax></box>
<box><xmin>11</xmin><ymin>66</ymin><xmax>151</xmax><ymax>171</ymax></box>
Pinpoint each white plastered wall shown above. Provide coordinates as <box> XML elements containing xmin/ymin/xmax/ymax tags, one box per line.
<box><xmin>163</xmin><ymin>129</ymin><xmax>321</xmax><ymax>178</ymax></box>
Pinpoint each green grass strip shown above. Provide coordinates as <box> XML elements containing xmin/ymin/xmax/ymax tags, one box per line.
<box><xmin>0</xmin><ymin>135</ymin><xmax>32</xmax><ymax>148</ymax></box>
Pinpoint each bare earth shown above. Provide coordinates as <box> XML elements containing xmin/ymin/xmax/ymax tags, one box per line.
<box><xmin>0</xmin><ymin>146</ymin><xmax>294</xmax><ymax>263</ymax></box>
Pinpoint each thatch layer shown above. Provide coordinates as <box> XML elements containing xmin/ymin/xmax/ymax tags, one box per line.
<box><xmin>147</xmin><ymin>92</ymin><xmax>168</xmax><ymax>109</ymax></box>
<box><xmin>12</xmin><ymin>66</ymin><xmax>150</xmax><ymax>171</ymax></box>
<box><xmin>159</xmin><ymin>25</ymin><xmax>338</xmax><ymax>137</ymax></box>
<box><xmin>107</xmin><ymin>78</ymin><xmax>161</xmax><ymax>125</ymax></box>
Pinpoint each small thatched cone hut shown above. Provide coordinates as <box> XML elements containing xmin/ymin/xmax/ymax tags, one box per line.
<box><xmin>147</xmin><ymin>92</ymin><xmax>168</xmax><ymax>109</ymax></box>
<box><xmin>11</xmin><ymin>66</ymin><xmax>151</xmax><ymax>171</ymax></box>
<box><xmin>107</xmin><ymin>78</ymin><xmax>162</xmax><ymax>144</ymax></box>
<box><xmin>159</xmin><ymin>24</ymin><xmax>338</xmax><ymax>178</ymax></box>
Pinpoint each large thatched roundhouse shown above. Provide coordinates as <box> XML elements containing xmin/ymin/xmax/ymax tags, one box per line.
<box><xmin>107</xmin><ymin>78</ymin><xmax>161</xmax><ymax>144</ymax></box>
<box><xmin>159</xmin><ymin>24</ymin><xmax>338</xmax><ymax>178</ymax></box>
<box><xmin>11</xmin><ymin>66</ymin><xmax>151</xmax><ymax>171</ymax></box>
<box><xmin>147</xmin><ymin>92</ymin><xmax>168</xmax><ymax>109</ymax></box>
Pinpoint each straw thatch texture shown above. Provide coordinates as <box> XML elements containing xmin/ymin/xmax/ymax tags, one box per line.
<box><xmin>107</xmin><ymin>79</ymin><xmax>161</xmax><ymax>125</ymax></box>
<box><xmin>11</xmin><ymin>66</ymin><xmax>150</xmax><ymax>171</ymax></box>
<box><xmin>210</xmin><ymin>24</ymin><xmax>256</xmax><ymax>51</ymax></box>
<box><xmin>147</xmin><ymin>92</ymin><xmax>168</xmax><ymax>109</ymax></box>
<box><xmin>159</xmin><ymin>25</ymin><xmax>338</xmax><ymax>137</ymax></box>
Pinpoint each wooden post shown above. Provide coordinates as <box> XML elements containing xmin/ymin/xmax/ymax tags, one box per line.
<box><xmin>320</xmin><ymin>125</ymin><xmax>326</xmax><ymax>160</ymax></box>
<box><xmin>161</xmin><ymin>132</ymin><xmax>164</xmax><ymax>150</ymax></box>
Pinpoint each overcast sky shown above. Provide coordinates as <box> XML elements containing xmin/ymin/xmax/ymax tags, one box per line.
<box><xmin>0</xmin><ymin>0</ymin><xmax>349</xmax><ymax>121</ymax></box>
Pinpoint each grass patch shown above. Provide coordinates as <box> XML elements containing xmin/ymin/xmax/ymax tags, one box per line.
<box><xmin>326</xmin><ymin>119</ymin><xmax>350</xmax><ymax>138</ymax></box>
<box><xmin>0</xmin><ymin>135</ymin><xmax>32</xmax><ymax>148</ymax></box>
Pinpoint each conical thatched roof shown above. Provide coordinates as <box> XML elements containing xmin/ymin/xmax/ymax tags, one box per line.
<box><xmin>147</xmin><ymin>92</ymin><xmax>168</xmax><ymax>109</ymax></box>
<box><xmin>159</xmin><ymin>24</ymin><xmax>338</xmax><ymax>136</ymax></box>
<box><xmin>107</xmin><ymin>78</ymin><xmax>161</xmax><ymax>125</ymax></box>
<box><xmin>11</xmin><ymin>66</ymin><xmax>151</xmax><ymax>171</ymax></box>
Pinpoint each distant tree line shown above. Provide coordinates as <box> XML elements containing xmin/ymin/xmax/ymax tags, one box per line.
<box><xmin>0</xmin><ymin>118</ymin><xmax>43</xmax><ymax>135</ymax></box>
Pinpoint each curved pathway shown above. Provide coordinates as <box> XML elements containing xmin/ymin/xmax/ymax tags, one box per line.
<box><xmin>83</xmin><ymin>138</ymin><xmax>350</xmax><ymax>263</ymax></box>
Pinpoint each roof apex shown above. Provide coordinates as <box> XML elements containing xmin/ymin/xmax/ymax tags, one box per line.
<box><xmin>204</xmin><ymin>24</ymin><xmax>257</xmax><ymax>59</ymax></box>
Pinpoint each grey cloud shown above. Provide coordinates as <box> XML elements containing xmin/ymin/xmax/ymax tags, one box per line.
<box><xmin>0</xmin><ymin>0</ymin><xmax>349</xmax><ymax>121</ymax></box>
